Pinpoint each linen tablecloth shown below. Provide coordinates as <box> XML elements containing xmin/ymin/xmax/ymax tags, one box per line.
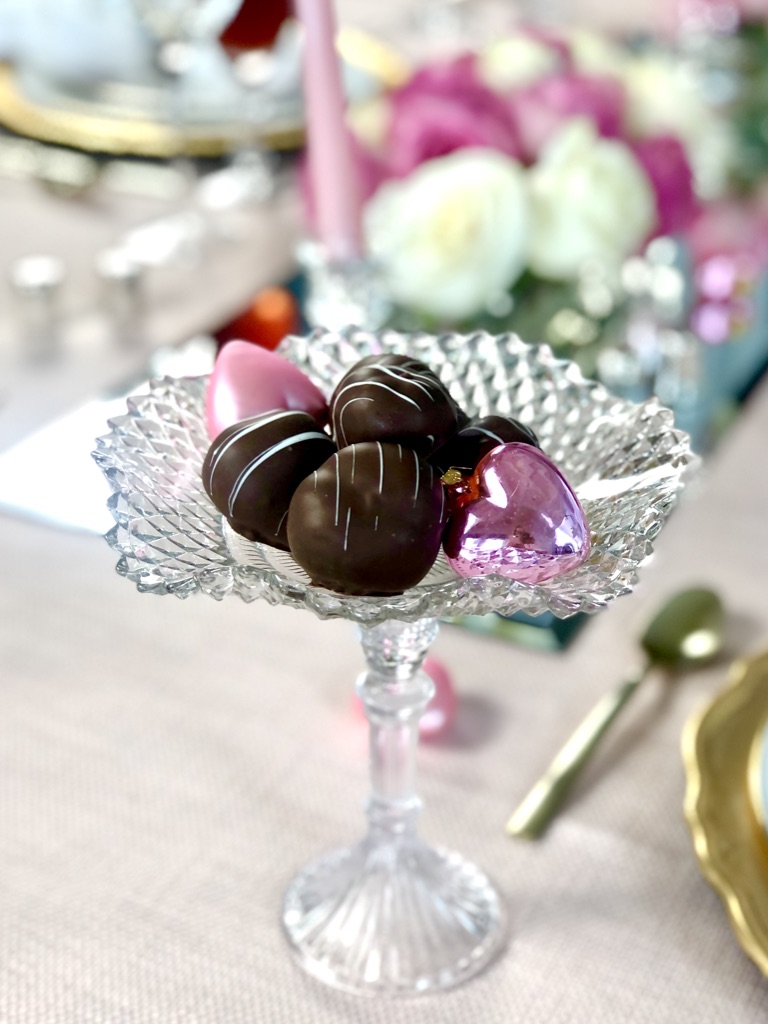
<box><xmin>2</xmin><ymin>1</ymin><xmax>767</xmax><ymax>1016</ymax></box>
<box><xmin>1</xmin><ymin>371</ymin><xmax>767</xmax><ymax>1022</ymax></box>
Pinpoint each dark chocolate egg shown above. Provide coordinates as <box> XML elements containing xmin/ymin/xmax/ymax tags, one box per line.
<box><xmin>430</xmin><ymin>415</ymin><xmax>540</xmax><ymax>474</ymax></box>
<box><xmin>287</xmin><ymin>441</ymin><xmax>448</xmax><ymax>595</ymax></box>
<box><xmin>202</xmin><ymin>410</ymin><xmax>336</xmax><ymax>549</ymax></box>
<box><xmin>329</xmin><ymin>354</ymin><xmax>466</xmax><ymax>456</ymax></box>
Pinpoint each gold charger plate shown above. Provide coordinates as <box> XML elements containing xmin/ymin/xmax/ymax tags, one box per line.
<box><xmin>0</xmin><ymin>62</ymin><xmax>260</xmax><ymax>157</ymax></box>
<box><xmin>683</xmin><ymin>649</ymin><xmax>768</xmax><ymax>976</ymax></box>
<box><xmin>0</xmin><ymin>29</ymin><xmax>408</xmax><ymax>158</ymax></box>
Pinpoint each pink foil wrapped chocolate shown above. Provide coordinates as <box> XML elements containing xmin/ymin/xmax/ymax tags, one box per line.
<box><xmin>443</xmin><ymin>443</ymin><xmax>590</xmax><ymax>584</ymax></box>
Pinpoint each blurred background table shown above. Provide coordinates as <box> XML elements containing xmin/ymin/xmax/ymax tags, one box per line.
<box><xmin>1</xmin><ymin>0</ymin><xmax>768</xmax><ymax>1020</ymax></box>
<box><xmin>0</xmin><ymin>172</ymin><xmax>301</xmax><ymax>450</ymax></box>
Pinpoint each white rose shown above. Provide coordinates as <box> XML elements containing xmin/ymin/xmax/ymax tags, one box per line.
<box><xmin>623</xmin><ymin>54</ymin><xmax>707</xmax><ymax>138</ymax></box>
<box><xmin>364</xmin><ymin>149</ymin><xmax>530</xmax><ymax>322</ymax></box>
<box><xmin>477</xmin><ymin>34</ymin><xmax>560</xmax><ymax>92</ymax></box>
<box><xmin>621</xmin><ymin>53</ymin><xmax>735</xmax><ymax>198</ymax></box>
<box><xmin>528</xmin><ymin>119</ymin><xmax>655</xmax><ymax>281</ymax></box>
<box><xmin>567</xmin><ymin>28</ymin><xmax>629</xmax><ymax>78</ymax></box>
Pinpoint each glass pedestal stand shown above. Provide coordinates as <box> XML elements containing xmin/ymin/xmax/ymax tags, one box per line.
<box><xmin>282</xmin><ymin>618</ymin><xmax>505</xmax><ymax>995</ymax></box>
<box><xmin>94</xmin><ymin>327</ymin><xmax>696</xmax><ymax>1000</ymax></box>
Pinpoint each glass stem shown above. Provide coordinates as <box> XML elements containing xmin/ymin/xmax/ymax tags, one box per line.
<box><xmin>356</xmin><ymin>618</ymin><xmax>438</xmax><ymax>845</ymax></box>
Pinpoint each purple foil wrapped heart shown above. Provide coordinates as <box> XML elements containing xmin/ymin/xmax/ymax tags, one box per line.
<box><xmin>444</xmin><ymin>443</ymin><xmax>590</xmax><ymax>584</ymax></box>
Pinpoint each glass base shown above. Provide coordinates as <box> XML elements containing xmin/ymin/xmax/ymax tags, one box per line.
<box><xmin>282</xmin><ymin>837</ymin><xmax>506</xmax><ymax>996</ymax></box>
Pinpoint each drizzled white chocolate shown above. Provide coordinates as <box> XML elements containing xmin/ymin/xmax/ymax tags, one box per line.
<box><xmin>201</xmin><ymin>409</ymin><xmax>336</xmax><ymax>549</ymax></box>
<box><xmin>287</xmin><ymin>440</ymin><xmax>447</xmax><ymax>596</ymax></box>
<box><xmin>329</xmin><ymin>355</ymin><xmax>462</xmax><ymax>456</ymax></box>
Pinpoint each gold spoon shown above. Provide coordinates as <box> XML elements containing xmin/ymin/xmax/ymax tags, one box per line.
<box><xmin>506</xmin><ymin>587</ymin><xmax>725</xmax><ymax>840</ymax></box>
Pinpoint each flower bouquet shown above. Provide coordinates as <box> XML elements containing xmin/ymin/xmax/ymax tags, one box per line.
<box><xmin>675</xmin><ymin>0</ymin><xmax>768</xmax><ymax>194</ymax></box>
<box><xmin>301</xmin><ymin>20</ymin><xmax>768</xmax><ymax>447</ymax></box>
<box><xmin>316</xmin><ymin>26</ymin><xmax>722</xmax><ymax>361</ymax></box>
<box><xmin>664</xmin><ymin>1</ymin><xmax>768</xmax><ymax>429</ymax></box>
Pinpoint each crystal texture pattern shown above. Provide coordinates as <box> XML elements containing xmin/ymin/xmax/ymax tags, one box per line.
<box><xmin>94</xmin><ymin>327</ymin><xmax>697</xmax><ymax>997</ymax></box>
<box><xmin>94</xmin><ymin>327</ymin><xmax>696</xmax><ymax>624</ymax></box>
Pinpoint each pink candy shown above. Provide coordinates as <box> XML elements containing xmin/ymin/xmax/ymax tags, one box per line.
<box><xmin>444</xmin><ymin>443</ymin><xmax>590</xmax><ymax>584</ymax></box>
<box><xmin>420</xmin><ymin>656</ymin><xmax>458</xmax><ymax>739</ymax></box>
<box><xmin>351</xmin><ymin>655</ymin><xmax>458</xmax><ymax>740</ymax></box>
<box><xmin>205</xmin><ymin>341</ymin><xmax>328</xmax><ymax>439</ymax></box>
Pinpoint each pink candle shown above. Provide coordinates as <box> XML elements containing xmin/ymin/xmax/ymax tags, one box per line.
<box><xmin>294</xmin><ymin>0</ymin><xmax>364</xmax><ymax>262</ymax></box>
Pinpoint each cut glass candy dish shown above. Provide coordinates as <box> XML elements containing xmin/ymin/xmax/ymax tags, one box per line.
<box><xmin>93</xmin><ymin>327</ymin><xmax>697</xmax><ymax>997</ymax></box>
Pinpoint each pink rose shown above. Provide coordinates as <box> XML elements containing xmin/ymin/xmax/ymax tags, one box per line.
<box><xmin>682</xmin><ymin>196</ymin><xmax>768</xmax><ymax>345</ymax></box>
<box><xmin>630</xmin><ymin>135</ymin><xmax>699</xmax><ymax>237</ymax></box>
<box><xmin>507</xmin><ymin>72</ymin><xmax>626</xmax><ymax>162</ymax></box>
<box><xmin>686</xmin><ymin>198</ymin><xmax>768</xmax><ymax>265</ymax></box>
<box><xmin>384</xmin><ymin>54</ymin><xmax>522</xmax><ymax>178</ymax></box>
<box><xmin>738</xmin><ymin>0</ymin><xmax>768</xmax><ymax>16</ymax></box>
<box><xmin>395</xmin><ymin>53</ymin><xmax>479</xmax><ymax>96</ymax></box>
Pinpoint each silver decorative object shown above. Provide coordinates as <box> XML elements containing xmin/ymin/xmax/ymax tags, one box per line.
<box><xmin>297</xmin><ymin>241</ymin><xmax>392</xmax><ymax>333</ymax></box>
<box><xmin>8</xmin><ymin>254</ymin><xmax>66</xmax><ymax>361</ymax></box>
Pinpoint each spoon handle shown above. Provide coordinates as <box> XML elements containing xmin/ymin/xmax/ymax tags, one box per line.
<box><xmin>506</xmin><ymin>664</ymin><xmax>649</xmax><ymax>840</ymax></box>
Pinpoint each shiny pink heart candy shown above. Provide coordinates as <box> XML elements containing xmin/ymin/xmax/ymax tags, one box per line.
<box><xmin>444</xmin><ymin>443</ymin><xmax>590</xmax><ymax>584</ymax></box>
<box><xmin>419</xmin><ymin>655</ymin><xmax>458</xmax><ymax>739</ymax></box>
<box><xmin>205</xmin><ymin>340</ymin><xmax>328</xmax><ymax>439</ymax></box>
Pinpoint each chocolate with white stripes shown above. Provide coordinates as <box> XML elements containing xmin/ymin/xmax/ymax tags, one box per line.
<box><xmin>198</xmin><ymin>352</ymin><xmax>578</xmax><ymax>596</ymax></box>
<box><xmin>287</xmin><ymin>441</ymin><xmax>448</xmax><ymax>595</ymax></box>
<box><xmin>201</xmin><ymin>410</ymin><xmax>336</xmax><ymax>549</ymax></box>
<box><xmin>329</xmin><ymin>353</ymin><xmax>465</xmax><ymax>457</ymax></box>
<box><xmin>430</xmin><ymin>415</ymin><xmax>539</xmax><ymax>474</ymax></box>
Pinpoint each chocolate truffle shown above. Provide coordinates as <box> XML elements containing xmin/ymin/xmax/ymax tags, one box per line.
<box><xmin>430</xmin><ymin>415</ymin><xmax>540</xmax><ymax>474</ymax></box>
<box><xmin>329</xmin><ymin>354</ymin><xmax>466</xmax><ymax>457</ymax></box>
<box><xmin>287</xmin><ymin>441</ymin><xmax>448</xmax><ymax>595</ymax></box>
<box><xmin>202</xmin><ymin>410</ymin><xmax>336</xmax><ymax>549</ymax></box>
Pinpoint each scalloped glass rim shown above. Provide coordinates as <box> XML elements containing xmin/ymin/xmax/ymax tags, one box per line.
<box><xmin>93</xmin><ymin>327</ymin><xmax>697</xmax><ymax>625</ymax></box>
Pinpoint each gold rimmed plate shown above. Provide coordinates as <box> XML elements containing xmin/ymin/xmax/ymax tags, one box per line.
<box><xmin>683</xmin><ymin>650</ymin><xmax>768</xmax><ymax>976</ymax></box>
<box><xmin>0</xmin><ymin>28</ymin><xmax>407</xmax><ymax>158</ymax></box>
<box><xmin>0</xmin><ymin>62</ymin><xmax>271</xmax><ymax>158</ymax></box>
